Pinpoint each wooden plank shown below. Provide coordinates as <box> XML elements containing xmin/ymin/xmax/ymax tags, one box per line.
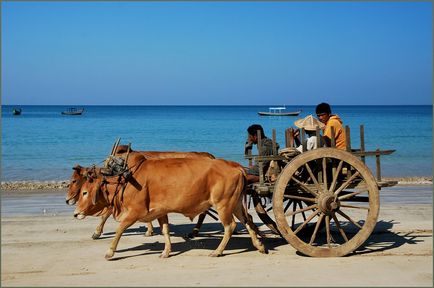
<box><xmin>301</xmin><ymin>128</ymin><xmax>307</xmax><ymax>152</ymax></box>
<box><xmin>285</xmin><ymin>128</ymin><xmax>290</xmax><ymax>148</ymax></box>
<box><xmin>256</xmin><ymin>130</ymin><xmax>264</xmax><ymax>185</ymax></box>
<box><xmin>315</xmin><ymin>127</ymin><xmax>321</xmax><ymax>148</ymax></box>
<box><xmin>376</xmin><ymin>148</ymin><xmax>381</xmax><ymax>181</ymax></box>
<box><xmin>351</xmin><ymin>149</ymin><xmax>396</xmax><ymax>156</ymax></box>
<box><xmin>272</xmin><ymin>129</ymin><xmax>277</xmax><ymax>156</ymax></box>
<box><xmin>345</xmin><ymin>125</ymin><xmax>351</xmax><ymax>152</ymax></box>
<box><xmin>360</xmin><ymin>125</ymin><xmax>365</xmax><ymax>164</ymax></box>
<box><xmin>330</xmin><ymin>126</ymin><xmax>336</xmax><ymax>147</ymax></box>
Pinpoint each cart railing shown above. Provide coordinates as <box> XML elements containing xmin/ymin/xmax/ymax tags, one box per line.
<box><xmin>246</xmin><ymin>124</ymin><xmax>397</xmax><ymax>189</ymax></box>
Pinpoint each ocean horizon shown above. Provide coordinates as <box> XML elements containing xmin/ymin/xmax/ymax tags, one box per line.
<box><xmin>1</xmin><ymin>104</ymin><xmax>432</xmax><ymax>181</ymax></box>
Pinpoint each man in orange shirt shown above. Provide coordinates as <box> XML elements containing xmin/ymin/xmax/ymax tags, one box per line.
<box><xmin>315</xmin><ymin>102</ymin><xmax>347</xmax><ymax>149</ymax></box>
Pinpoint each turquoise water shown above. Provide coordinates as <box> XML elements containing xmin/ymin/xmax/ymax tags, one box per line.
<box><xmin>1</xmin><ymin>105</ymin><xmax>432</xmax><ymax>181</ymax></box>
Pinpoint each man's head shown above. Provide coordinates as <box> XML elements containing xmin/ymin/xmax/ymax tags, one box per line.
<box><xmin>315</xmin><ymin>102</ymin><xmax>332</xmax><ymax>124</ymax></box>
<box><xmin>247</xmin><ymin>124</ymin><xmax>265</xmax><ymax>144</ymax></box>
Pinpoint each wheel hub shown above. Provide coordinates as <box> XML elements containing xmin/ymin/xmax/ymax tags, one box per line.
<box><xmin>317</xmin><ymin>192</ymin><xmax>340</xmax><ymax>215</ymax></box>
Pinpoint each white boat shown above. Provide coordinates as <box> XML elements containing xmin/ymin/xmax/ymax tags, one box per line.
<box><xmin>61</xmin><ymin>107</ymin><xmax>85</xmax><ymax>115</ymax></box>
<box><xmin>258</xmin><ymin>107</ymin><xmax>301</xmax><ymax>116</ymax></box>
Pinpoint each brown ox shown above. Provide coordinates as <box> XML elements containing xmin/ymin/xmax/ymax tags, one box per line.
<box><xmin>65</xmin><ymin>148</ymin><xmax>215</xmax><ymax>239</ymax></box>
<box><xmin>74</xmin><ymin>156</ymin><xmax>266</xmax><ymax>259</ymax></box>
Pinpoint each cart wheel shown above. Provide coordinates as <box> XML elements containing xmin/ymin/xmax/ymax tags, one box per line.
<box><xmin>273</xmin><ymin>148</ymin><xmax>379</xmax><ymax>257</ymax></box>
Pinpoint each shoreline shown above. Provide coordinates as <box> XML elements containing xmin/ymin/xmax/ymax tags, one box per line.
<box><xmin>1</xmin><ymin>176</ymin><xmax>432</xmax><ymax>190</ymax></box>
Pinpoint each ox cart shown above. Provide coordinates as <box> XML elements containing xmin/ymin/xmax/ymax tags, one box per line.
<box><xmin>245</xmin><ymin>124</ymin><xmax>397</xmax><ymax>257</ymax></box>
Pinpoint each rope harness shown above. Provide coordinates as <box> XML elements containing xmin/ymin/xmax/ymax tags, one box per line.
<box><xmin>99</xmin><ymin>156</ymin><xmax>146</xmax><ymax>206</ymax></box>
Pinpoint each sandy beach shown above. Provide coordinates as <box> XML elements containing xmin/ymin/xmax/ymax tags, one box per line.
<box><xmin>1</xmin><ymin>183</ymin><xmax>433</xmax><ymax>287</ymax></box>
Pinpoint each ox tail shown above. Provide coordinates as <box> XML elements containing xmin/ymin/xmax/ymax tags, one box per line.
<box><xmin>238</xmin><ymin>166</ymin><xmax>264</xmax><ymax>238</ymax></box>
<box><xmin>238</xmin><ymin>167</ymin><xmax>249</xmax><ymax>221</ymax></box>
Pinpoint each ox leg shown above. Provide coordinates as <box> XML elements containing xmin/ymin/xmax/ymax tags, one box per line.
<box><xmin>105</xmin><ymin>219</ymin><xmax>136</xmax><ymax>260</ymax></box>
<box><xmin>209</xmin><ymin>213</ymin><xmax>236</xmax><ymax>257</ymax></box>
<box><xmin>157</xmin><ymin>216</ymin><xmax>171</xmax><ymax>258</ymax></box>
<box><xmin>233</xmin><ymin>201</ymin><xmax>266</xmax><ymax>254</ymax></box>
<box><xmin>144</xmin><ymin>222</ymin><xmax>154</xmax><ymax>237</ymax></box>
<box><xmin>187</xmin><ymin>212</ymin><xmax>206</xmax><ymax>239</ymax></box>
<box><xmin>92</xmin><ymin>210</ymin><xmax>111</xmax><ymax>240</ymax></box>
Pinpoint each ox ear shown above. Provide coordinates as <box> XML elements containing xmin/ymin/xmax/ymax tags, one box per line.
<box><xmin>91</xmin><ymin>180</ymin><xmax>103</xmax><ymax>205</ymax></box>
<box><xmin>91</xmin><ymin>184</ymin><xmax>98</xmax><ymax>205</ymax></box>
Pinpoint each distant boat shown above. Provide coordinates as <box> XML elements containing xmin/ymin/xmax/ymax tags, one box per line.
<box><xmin>12</xmin><ymin>108</ymin><xmax>22</xmax><ymax>115</ymax></box>
<box><xmin>61</xmin><ymin>107</ymin><xmax>84</xmax><ymax>115</ymax></box>
<box><xmin>258</xmin><ymin>107</ymin><xmax>301</xmax><ymax>116</ymax></box>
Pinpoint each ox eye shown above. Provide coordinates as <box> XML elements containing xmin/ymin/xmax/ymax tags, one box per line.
<box><xmin>72</xmin><ymin>180</ymin><xmax>77</xmax><ymax>184</ymax></box>
<box><xmin>83</xmin><ymin>191</ymin><xmax>88</xmax><ymax>196</ymax></box>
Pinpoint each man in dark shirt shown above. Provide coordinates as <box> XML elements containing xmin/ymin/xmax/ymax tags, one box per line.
<box><xmin>245</xmin><ymin>124</ymin><xmax>278</xmax><ymax>183</ymax></box>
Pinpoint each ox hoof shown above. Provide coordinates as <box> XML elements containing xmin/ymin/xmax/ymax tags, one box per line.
<box><xmin>159</xmin><ymin>251</ymin><xmax>170</xmax><ymax>258</ymax></box>
<box><xmin>105</xmin><ymin>250</ymin><xmax>115</xmax><ymax>260</ymax></box>
<box><xmin>209</xmin><ymin>251</ymin><xmax>223</xmax><ymax>257</ymax></box>
<box><xmin>144</xmin><ymin>231</ymin><xmax>154</xmax><ymax>237</ymax></box>
<box><xmin>92</xmin><ymin>233</ymin><xmax>101</xmax><ymax>240</ymax></box>
<box><xmin>258</xmin><ymin>246</ymin><xmax>268</xmax><ymax>254</ymax></box>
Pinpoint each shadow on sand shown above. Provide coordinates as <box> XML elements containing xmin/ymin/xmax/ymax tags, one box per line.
<box><xmin>98</xmin><ymin>219</ymin><xmax>431</xmax><ymax>260</ymax></box>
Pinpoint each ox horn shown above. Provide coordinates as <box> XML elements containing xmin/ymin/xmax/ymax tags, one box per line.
<box><xmin>72</xmin><ymin>164</ymin><xmax>82</xmax><ymax>171</ymax></box>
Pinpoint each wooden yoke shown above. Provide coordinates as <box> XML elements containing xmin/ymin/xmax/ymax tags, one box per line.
<box><xmin>123</xmin><ymin>143</ymin><xmax>131</xmax><ymax>170</ymax></box>
<box><xmin>105</xmin><ymin>138</ymin><xmax>121</xmax><ymax>168</ymax></box>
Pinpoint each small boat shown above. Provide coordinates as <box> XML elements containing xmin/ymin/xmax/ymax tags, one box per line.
<box><xmin>61</xmin><ymin>107</ymin><xmax>84</xmax><ymax>115</ymax></box>
<box><xmin>12</xmin><ymin>108</ymin><xmax>22</xmax><ymax>115</ymax></box>
<box><xmin>258</xmin><ymin>107</ymin><xmax>301</xmax><ymax>116</ymax></box>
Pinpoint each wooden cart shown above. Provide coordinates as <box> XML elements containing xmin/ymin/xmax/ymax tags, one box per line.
<box><xmin>246</xmin><ymin>125</ymin><xmax>397</xmax><ymax>257</ymax></box>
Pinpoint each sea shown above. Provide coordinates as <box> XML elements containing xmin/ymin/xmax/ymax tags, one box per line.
<box><xmin>1</xmin><ymin>105</ymin><xmax>432</xmax><ymax>182</ymax></box>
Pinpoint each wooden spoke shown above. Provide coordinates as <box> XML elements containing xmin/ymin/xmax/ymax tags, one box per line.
<box><xmin>336</xmin><ymin>210</ymin><xmax>363</xmax><ymax>229</ymax></box>
<box><xmin>297</xmin><ymin>201</ymin><xmax>307</xmax><ymax>221</ymax></box>
<box><xmin>304</xmin><ymin>163</ymin><xmax>320</xmax><ymax>195</ymax></box>
<box><xmin>325</xmin><ymin>215</ymin><xmax>331</xmax><ymax>247</ymax></box>
<box><xmin>329</xmin><ymin>160</ymin><xmax>344</xmax><ymax>193</ymax></box>
<box><xmin>284</xmin><ymin>194</ymin><xmax>316</xmax><ymax>203</ymax></box>
<box><xmin>338</xmin><ymin>189</ymin><xmax>368</xmax><ymax>201</ymax></box>
<box><xmin>340</xmin><ymin>204</ymin><xmax>370</xmax><ymax>210</ymax></box>
<box><xmin>333</xmin><ymin>171</ymin><xmax>361</xmax><ymax>197</ymax></box>
<box><xmin>291</xmin><ymin>201</ymin><xmax>297</xmax><ymax>229</ymax></box>
<box><xmin>309</xmin><ymin>213</ymin><xmax>324</xmax><ymax>245</ymax></box>
<box><xmin>291</xmin><ymin>176</ymin><xmax>318</xmax><ymax>197</ymax></box>
<box><xmin>332</xmin><ymin>213</ymin><xmax>349</xmax><ymax>242</ymax></box>
<box><xmin>322</xmin><ymin>157</ymin><xmax>328</xmax><ymax>192</ymax></box>
<box><xmin>286</xmin><ymin>203</ymin><xmax>317</xmax><ymax>217</ymax></box>
<box><xmin>283</xmin><ymin>200</ymin><xmax>293</xmax><ymax>214</ymax></box>
<box><xmin>265</xmin><ymin>199</ymin><xmax>273</xmax><ymax>212</ymax></box>
<box><xmin>293</xmin><ymin>210</ymin><xmax>320</xmax><ymax>235</ymax></box>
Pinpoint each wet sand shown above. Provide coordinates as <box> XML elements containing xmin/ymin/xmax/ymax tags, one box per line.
<box><xmin>1</xmin><ymin>185</ymin><xmax>433</xmax><ymax>286</ymax></box>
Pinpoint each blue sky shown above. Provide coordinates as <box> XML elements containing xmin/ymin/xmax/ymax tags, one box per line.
<box><xmin>1</xmin><ymin>1</ymin><xmax>432</xmax><ymax>105</ymax></box>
